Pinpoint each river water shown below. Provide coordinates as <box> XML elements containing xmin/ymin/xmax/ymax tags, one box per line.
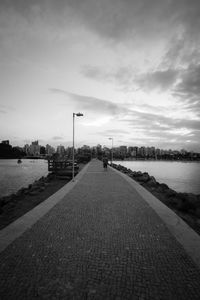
<box><xmin>115</xmin><ymin>160</ymin><xmax>200</xmax><ymax>195</ymax></box>
<box><xmin>0</xmin><ymin>159</ymin><xmax>48</xmax><ymax>197</ymax></box>
<box><xmin>0</xmin><ymin>159</ymin><xmax>200</xmax><ymax>197</ymax></box>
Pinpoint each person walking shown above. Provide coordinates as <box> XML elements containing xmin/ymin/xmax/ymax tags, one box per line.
<box><xmin>102</xmin><ymin>156</ymin><xmax>108</xmax><ymax>170</ymax></box>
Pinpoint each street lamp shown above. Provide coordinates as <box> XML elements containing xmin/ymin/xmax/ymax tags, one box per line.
<box><xmin>72</xmin><ymin>112</ymin><xmax>83</xmax><ymax>181</ymax></box>
<box><xmin>108</xmin><ymin>137</ymin><xmax>113</xmax><ymax>165</ymax></box>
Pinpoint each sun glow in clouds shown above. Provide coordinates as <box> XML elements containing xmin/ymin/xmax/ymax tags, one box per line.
<box><xmin>0</xmin><ymin>1</ymin><xmax>200</xmax><ymax>151</ymax></box>
<box><xmin>81</xmin><ymin>116</ymin><xmax>112</xmax><ymax>127</ymax></box>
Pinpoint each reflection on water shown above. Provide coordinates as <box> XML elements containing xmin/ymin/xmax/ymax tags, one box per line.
<box><xmin>115</xmin><ymin>161</ymin><xmax>200</xmax><ymax>194</ymax></box>
<box><xmin>1</xmin><ymin>159</ymin><xmax>199</xmax><ymax>196</ymax></box>
<box><xmin>0</xmin><ymin>159</ymin><xmax>48</xmax><ymax>197</ymax></box>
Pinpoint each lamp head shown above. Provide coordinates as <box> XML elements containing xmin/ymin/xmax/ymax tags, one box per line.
<box><xmin>76</xmin><ymin>112</ymin><xmax>83</xmax><ymax>117</ymax></box>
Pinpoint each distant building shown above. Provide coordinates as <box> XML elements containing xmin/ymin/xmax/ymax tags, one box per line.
<box><xmin>46</xmin><ymin>144</ymin><xmax>55</xmax><ymax>156</ymax></box>
<box><xmin>2</xmin><ymin>140</ymin><xmax>9</xmax><ymax>145</ymax></box>
<box><xmin>23</xmin><ymin>144</ymin><xmax>30</xmax><ymax>155</ymax></box>
<box><xmin>119</xmin><ymin>146</ymin><xmax>127</xmax><ymax>157</ymax></box>
<box><xmin>57</xmin><ymin>145</ymin><xmax>65</xmax><ymax>157</ymax></box>
<box><xmin>138</xmin><ymin>146</ymin><xmax>146</xmax><ymax>157</ymax></box>
<box><xmin>29</xmin><ymin>140</ymin><xmax>40</xmax><ymax>156</ymax></box>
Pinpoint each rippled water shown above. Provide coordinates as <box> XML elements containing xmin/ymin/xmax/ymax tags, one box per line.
<box><xmin>0</xmin><ymin>159</ymin><xmax>48</xmax><ymax>197</ymax></box>
<box><xmin>115</xmin><ymin>160</ymin><xmax>200</xmax><ymax>195</ymax></box>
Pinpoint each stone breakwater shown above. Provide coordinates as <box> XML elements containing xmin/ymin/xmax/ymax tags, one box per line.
<box><xmin>0</xmin><ymin>164</ymin><xmax>85</xmax><ymax>229</ymax></box>
<box><xmin>0</xmin><ymin>173</ymin><xmax>68</xmax><ymax>230</ymax></box>
<box><xmin>111</xmin><ymin>163</ymin><xmax>200</xmax><ymax>234</ymax></box>
<box><xmin>0</xmin><ymin>173</ymin><xmax>54</xmax><ymax>207</ymax></box>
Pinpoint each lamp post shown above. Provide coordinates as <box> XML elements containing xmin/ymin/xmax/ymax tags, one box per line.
<box><xmin>73</xmin><ymin>112</ymin><xmax>83</xmax><ymax>181</ymax></box>
<box><xmin>108</xmin><ymin>137</ymin><xmax>113</xmax><ymax>165</ymax></box>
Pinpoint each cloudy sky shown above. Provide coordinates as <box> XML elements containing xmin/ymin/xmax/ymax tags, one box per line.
<box><xmin>0</xmin><ymin>0</ymin><xmax>200</xmax><ymax>151</ymax></box>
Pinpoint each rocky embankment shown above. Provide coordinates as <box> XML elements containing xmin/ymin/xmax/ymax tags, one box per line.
<box><xmin>111</xmin><ymin>163</ymin><xmax>200</xmax><ymax>235</ymax></box>
<box><xmin>0</xmin><ymin>163</ymin><xmax>86</xmax><ymax>230</ymax></box>
<box><xmin>0</xmin><ymin>173</ymin><xmax>69</xmax><ymax>230</ymax></box>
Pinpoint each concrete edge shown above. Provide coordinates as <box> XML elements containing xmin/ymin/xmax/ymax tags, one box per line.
<box><xmin>110</xmin><ymin>165</ymin><xmax>200</xmax><ymax>270</ymax></box>
<box><xmin>0</xmin><ymin>162</ymin><xmax>91</xmax><ymax>253</ymax></box>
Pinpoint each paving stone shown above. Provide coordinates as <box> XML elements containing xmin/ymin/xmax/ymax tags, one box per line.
<box><xmin>0</xmin><ymin>159</ymin><xmax>200</xmax><ymax>299</ymax></box>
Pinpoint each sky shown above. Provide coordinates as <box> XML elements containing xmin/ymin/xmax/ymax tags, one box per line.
<box><xmin>0</xmin><ymin>0</ymin><xmax>200</xmax><ymax>151</ymax></box>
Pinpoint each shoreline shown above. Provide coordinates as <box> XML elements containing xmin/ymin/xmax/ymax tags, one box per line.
<box><xmin>114</xmin><ymin>158</ymin><xmax>200</xmax><ymax>162</ymax></box>
<box><xmin>1</xmin><ymin>162</ymin><xmax>200</xmax><ymax>236</ymax></box>
<box><xmin>0</xmin><ymin>163</ymin><xmax>85</xmax><ymax>230</ymax></box>
<box><xmin>111</xmin><ymin>163</ymin><xmax>200</xmax><ymax>236</ymax></box>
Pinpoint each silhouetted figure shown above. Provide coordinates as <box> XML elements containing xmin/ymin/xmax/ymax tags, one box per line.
<box><xmin>103</xmin><ymin>157</ymin><xmax>108</xmax><ymax>170</ymax></box>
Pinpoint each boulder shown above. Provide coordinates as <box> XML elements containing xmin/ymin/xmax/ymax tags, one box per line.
<box><xmin>176</xmin><ymin>193</ymin><xmax>196</xmax><ymax>212</ymax></box>
<box><xmin>156</xmin><ymin>183</ymin><xmax>170</xmax><ymax>193</ymax></box>
<box><xmin>146</xmin><ymin>176</ymin><xmax>157</xmax><ymax>187</ymax></box>
<box><xmin>135</xmin><ymin>171</ymin><xmax>143</xmax><ymax>177</ymax></box>
<box><xmin>165</xmin><ymin>188</ymin><xmax>177</xmax><ymax>198</ymax></box>
<box><xmin>195</xmin><ymin>208</ymin><xmax>200</xmax><ymax>218</ymax></box>
<box><xmin>137</xmin><ymin>173</ymin><xmax>150</xmax><ymax>183</ymax></box>
<box><xmin>28</xmin><ymin>190</ymin><xmax>39</xmax><ymax>196</ymax></box>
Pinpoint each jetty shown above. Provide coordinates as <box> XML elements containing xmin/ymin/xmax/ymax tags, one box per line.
<box><xmin>1</xmin><ymin>159</ymin><xmax>200</xmax><ymax>299</ymax></box>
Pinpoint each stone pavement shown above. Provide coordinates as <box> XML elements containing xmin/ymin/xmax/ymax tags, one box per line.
<box><xmin>1</xmin><ymin>159</ymin><xmax>200</xmax><ymax>299</ymax></box>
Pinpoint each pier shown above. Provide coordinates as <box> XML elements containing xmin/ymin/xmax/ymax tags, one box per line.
<box><xmin>1</xmin><ymin>159</ymin><xmax>200</xmax><ymax>299</ymax></box>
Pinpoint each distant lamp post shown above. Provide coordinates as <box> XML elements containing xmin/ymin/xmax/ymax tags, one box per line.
<box><xmin>108</xmin><ymin>137</ymin><xmax>113</xmax><ymax>165</ymax></box>
<box><xmin>72</xmin><ymin>112</ymin><xmax>83</xmax><ymax>181</ymax></box>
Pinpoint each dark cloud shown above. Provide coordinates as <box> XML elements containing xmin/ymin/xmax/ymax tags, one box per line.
<box><xmin>97</xmin><ymin>129</ymin><xmax>130</xmax><ymax>136</ymax></box>
<box><xmin>135</xmin><ymin>69</ymin><xmax>179</xmax><ymax>91</ymax></box>
<box><xmin>119</xmin><ymin>110</ymin><xmax>200</xmax><ymax>149</ymax></box>
<box><xmin>82</xmin><ymin>65</ymin><xmax>179</xmax><ymax>92</ymax></box>
<box><xmin>161</xmin><ymin>37</ymin><xmax>200</xmax><ymax>70</ymax></box>
<box><xmin>175</xmin><ymin>64</ymin><xmax>200</xmax><ymax>97</ymax></box>
<box><xmin>81</xmin><ymin>65</ymin><xmax>105</xmax><ymax>81</ymax></box>
<box><xmin>161</xmin><ymin>38</ymin><xmax>186</xmax><ymax>69</ymax></box>
<box><xmin>2</xmin><ymin>0</ymin><xmax>200</xmax><ymax>43</ymax></box>
<box><xmin>81</xmin><ymin>65</ymin><xmax>134</xmax><ymax>90</ymax></box>
<box><xmin>52</xmin><ymin>136</ymin><xmax>63</xmax><ymax>140</ymax></box>
<box><xmin>51</xmin><ymin>88</ymin><xmax>200</xmax><ymax>134</ymax></box>
<box><xmin>0</xmin><ymin>104</ymin><xmax>14</xmax><ymax>114</ymax></box>
<box><xmin>122</xmin><ymin>111</ymin><xmax>200</xmax><ymax>132</ymax></box>
<box><xmin>65</xmin><ymin>0</ymin><xmax>200</xmax><ymax>43</ymax></box>
<box><xmin>172</xmin><ymin>64</ymin><xmax>200</xmax><ymax>115</ymax></box>
<box><xmin>50</xmin><ymin>88</ymin><xmax>129</xmax><ymax>116</ymax></box>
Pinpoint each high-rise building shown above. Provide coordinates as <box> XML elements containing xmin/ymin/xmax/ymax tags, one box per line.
<box><xmin>29</xmin><ymin>140</ymin><xmax>40</xmax><ymax>156</ymax></box>
<box><xmin>119</xmin><ymin>146</ymin><xmax>127</xmax><ymax>157</ymax></box>
<box><xmin>46</xmin><ymin>144</ymin><xmax>55</xmax><ymax>155</ymax></box>
<box><xmin>23</xmin><ymin>144</ymin><xmax>30</xmax><ymax>155</ymax></box>
<box><xmin>57</xmin><ymin>145</ymin><xmax>65</xmax><ymax>157</ymax></box>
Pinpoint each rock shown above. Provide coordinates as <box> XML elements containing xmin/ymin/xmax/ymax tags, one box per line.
<box><xmin>39</xmin><ymin>176</ymin><xmax>45</xmax><ymax>182</ymax></box>
<box><xmin>137</xmin><ymin>173</ymin><xmax>150</xmax><ymax>182</ymax></box>
<box><xmin>28</xmin><ymin>190</ymin><xmax>39</xmax><ymax>196</ymax></box>
<box><xmin>0</xmin><ymin>197</ymin><xmax>7</xmax><ymax>207</ymax></box>
<box><xmin>23</xmin><ymin>189</ymin><xmax>30</xmax><ymax>195</ymax></box>
<box><xmin>156</xmin><ymin>183</ymin><xmax>169</xmax><ymax>193</ymax></box>
<box><xmin>146</xmin><ymin>176</ymin><xmax>157</xmax><ymax>187</ymax></box>
<box><xmin>129</xmin><ymin>171</ymin><xmax>137</xmax><ymax>178</ymax></box>
<box><xmin>135</xmin><ymin>171</ymin><xmax>143</xmax><ymax>177</ymax></box>
<box><xmin>16</xmin><ymin>188</ymin><xmax>26</xmax><ymax>196</ymax></box>
<box><xmin>165</xmin><ymin>188</ymin><xmax>177</xmax><ymax>198</ymax></box>
<box><xmin>175</xmin><ymin>193</ymin><xmax>195</xmax><ymax>212</ymax></box>
<box><xmin>187</xmin><ymin>194</ymin><xmax>200</xmax><ymax>209</ymax></box>
<box><xmin>31</xmin><ymin>182</ymin><xmax>42</xmax><ymax>191</ymax></box>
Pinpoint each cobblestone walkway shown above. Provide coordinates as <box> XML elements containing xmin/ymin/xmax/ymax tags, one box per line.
<box><xmin>1</xmin><ymin>159</ymin><xmax>200</xmax><ymax>299</ymax></box>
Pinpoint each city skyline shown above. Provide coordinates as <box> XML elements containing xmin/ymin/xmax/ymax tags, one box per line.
<box><xmin>1</xmin><ymin>139</ymin><xmax>200</xmax><ymax>155</ymax></box>
<box><xmin>0</xmin><ymin>1</ymin><xmax>200</xmax><ymax>152</ymax></box>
